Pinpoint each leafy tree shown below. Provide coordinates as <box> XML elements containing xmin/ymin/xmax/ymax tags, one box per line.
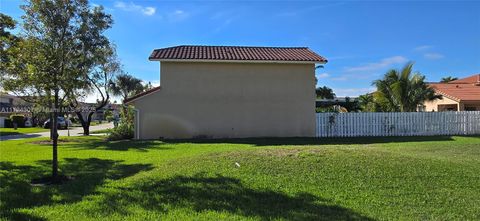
<box><xmin>67</xmin><ymin>4</ymin><xmax>116</xmax><ymax>135</ymax></box>
<box><xmin>109</xmin><ymin>73</ymin><xmax>145</xmax><ymax>102</ymax></box>
<box><xmin>315</xmin><ymin>86</ymin><xmax>335</xmax><ymax>99</ymax></box>
<box><xmin>0</xmin><ymin>13</ymin><xmax>19</xmax><ymax>73</ymax></box>
<box><xmin>372</xmin><ymin>62</ymin><xmax>441</xmax><ymax>112</ymax></box>
<box><xmin>1</xmin><ymin>0</ymin><xmax>116</xmax><ymax>182</ymax></box>
<box><xmin>440</xmin><ymin>76</ymin><xmax>458</xmax><ymax>83</ymax></box>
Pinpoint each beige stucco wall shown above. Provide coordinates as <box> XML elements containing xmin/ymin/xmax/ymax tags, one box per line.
<box><xmin>423</xmin><ymin>95</ymin><xmax>459</xmax><ymax>111</ymax></box>
<box><xmin>423</xmin><ymin>95</ymin><xmax>480</xmax><ymax>111</ymax></box>
<box><xmin>131</xmin><ymin>62</ymin><xmax>316</xmax><ymax>139</ymax></box>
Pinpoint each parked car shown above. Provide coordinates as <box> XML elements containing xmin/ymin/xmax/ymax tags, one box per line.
<box><xmin>43</xmin><ymin>117</ymin><xmax>68</xmax><ymax>129</ymax></box>
<box><xmin>24</xmin><ymin>119</ymin><xmax>32</xmax><ymax>127</ymax></box>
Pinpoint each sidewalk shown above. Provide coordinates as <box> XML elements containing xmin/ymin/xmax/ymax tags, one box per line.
<box><xmin>0</xmin><ymin>122</ymin><xmax>113</xmax><ymax>141</ymax></box>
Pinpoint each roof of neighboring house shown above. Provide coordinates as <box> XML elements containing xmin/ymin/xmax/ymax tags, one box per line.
<box><xmin>124</xmin><ymin>86</ymin><xmax>161</xmax><ymax>104</ymax></box>
<box><xmin>429</xmin><ymin>74</ymin><xmax>480</xmax><ymax>102</ymax></box>
<box><xmin>449</xmin><ymin>74</ymin><xmax>480</xmax><ymax>84</ymax></box>
<box><xmin>149</xmin><ymin>45</ymin><xmax>327</xmax><ymax>63</ymax></box>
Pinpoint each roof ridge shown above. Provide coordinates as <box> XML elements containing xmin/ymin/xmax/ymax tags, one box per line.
<box><xmin>156</xmin><ymin>45</ymin><xmax>309</xmax><ymax>50</ymax></box>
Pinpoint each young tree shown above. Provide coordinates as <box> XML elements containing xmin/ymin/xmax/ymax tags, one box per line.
<box><xmin>2</xmin><ymin>1</ymin><xmax>115</xmax><ymax>182</ymax></box>
<box><xmin>373</xmin><ymin>62</ymin><xmax>442</xmax><ymax>112</ymax></box>
<box><xmin>109</xmin><ymin>73</ymin><xmax>145</xmax><ymax>102</ymax></box>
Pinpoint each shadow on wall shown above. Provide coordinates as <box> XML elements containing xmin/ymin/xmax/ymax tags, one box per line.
<box><xmin>143</xmin><ymin>114</ymin><xmax>197</xmax><ymax>139</ymax></box>
<box><xmin>159</xmin><ymin>136</ymin><xmax>461</xmax><ymax>146</ymax></box>
<box><xmin>88</xmin><ymin>173</ymin><xmax>374</xmax><ymax>220</ymax></box>
<box><xmin>0</xmin><ymin>158</ymin><xmax>153</xmax><ymax>220</ymax></box>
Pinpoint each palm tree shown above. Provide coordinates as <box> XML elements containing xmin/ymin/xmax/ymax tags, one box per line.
<box><xmin>358</xmin><ymin>93</ymin><xmax>380</xmax><ymax>112</ymax></box>
<box><xmin>315</xmin><ymin>86</ymin><xmax>335</xmax><ymax>99</ymax></box>
<box><xmin>373</xmin><ymin>62</ymin><xmax>441</xmax><ymax>112</ymax></box>
<box><xmin>440</xmin><ymin>76</ymin><xmax>458</xmax><ymax>83</ymax></box>
<box><xmin>109</xmin><ymin>73</ymin><xmax>145</xmax><ymax>102</ymax></box>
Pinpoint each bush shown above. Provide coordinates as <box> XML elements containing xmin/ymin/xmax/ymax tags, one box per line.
<box><xmin>107</xmin><ymin>105</ymin><xmax>134</xmax><ymax>141</ymax></box>
<box><xmin>107</xmin><ymin>123</ymin><xmax>133</xmax><ymax>141</ymax></box>
<box><xmin>4</xmin><ymin>118</ymin><xmax>13</xmax><ymax>128</ymax></box>
<box><xmin>10</xmin><ymin>115</ymin><xmax>25</xmax><ymax>128</ymax></box>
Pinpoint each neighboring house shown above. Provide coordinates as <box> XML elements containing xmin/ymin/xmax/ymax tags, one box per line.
<box><xmin>423</xmin><ymin>74</ymin><xmax>480</xmax><ymax>111</ymax></box>
<box><xmin>0</xmin><ymin>93</ymin><xmax>32</xmax><ymax>127</ymax></box>
<box><xmin>80</xmin><ymin>102</ymin><xmax>119</xmax><ymax>121</ymax></box>
<box><xmin>316</xmin><ymin>97</ymin><xmax>359</xmax><ymax>112</ymax></box>
<box><xmin>125</xmin><ymin>45</ymin><xmax>327</xmax><ymax>139</ymax></box>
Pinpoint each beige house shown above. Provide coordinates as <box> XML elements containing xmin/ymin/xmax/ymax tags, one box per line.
<box><xmin>423</xmin><ymin>74</ymin><xmax>480</xmax><ymax>111</ymax></box>
<box><xmin>125</xmin><ymin>45</ymin><xmax>327</xmax><ymax>139</ymax></box>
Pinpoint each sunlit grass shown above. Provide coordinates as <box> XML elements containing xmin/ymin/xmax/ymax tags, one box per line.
<box><xmin>1</xmin><ymin>135</ymin><xmax>479</xmax><ymax>220</ymax></box>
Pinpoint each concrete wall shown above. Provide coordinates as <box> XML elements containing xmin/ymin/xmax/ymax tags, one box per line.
<box><xmin>132</xmin><ymin>62</ymin><xmax>316</xmax><ymax>139</ymax></box>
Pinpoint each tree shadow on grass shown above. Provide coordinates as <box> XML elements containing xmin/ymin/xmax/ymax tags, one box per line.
<box><xmin>61</xmin><ymin>139</ymin><xmax>172</xmax><ymax>152</ymax></box>
<box><xmin>0</xmin><ymin>158</ymin><xmax>153</xmax><ymax>220</ymax></box>
<box><xmin>93</xmin><ymin>173</ymin><xmax>374</xmax><ymax>220</ymax></box>
<box><xmin>161</xmin><ymin>136</ymin><xmax>460</xmax><ymax>146</ymax></box>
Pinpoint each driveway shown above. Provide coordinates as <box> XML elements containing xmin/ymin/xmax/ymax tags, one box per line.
<box><xmin>0</xmin><ymin>122</ymin><xmax>114</xmax><ymax>141</ymax></box>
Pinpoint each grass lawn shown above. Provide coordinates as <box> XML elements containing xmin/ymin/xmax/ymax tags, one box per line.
<box><xmin>0</xmin><ymin>127</ymin><xmax>49</xmax><ymax>137</ymax></box>
<box><xmin>1</xmin><ymin>136</ymin><xmax>479</xmax><ymax>220</ymax></box>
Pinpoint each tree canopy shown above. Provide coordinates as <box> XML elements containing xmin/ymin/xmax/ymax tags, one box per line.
<box><xmin>372</xmin><ymin>62</ymin><xmax>441</xmax><ymax>112</ymax></box>
<box><xmin>0</xmin><ymin>0</ymin><xmax>118</xmax><ymax>181</ymax></box>
<box><xmin>440</xmin><ymin>76</ymin><xmax>458</xmax><ymax>83</ymax></box>
<box><xmin>109</xmin><ymin>73</ymin><xmax>145</xmax><ymax>102</ymax></box>
<box><xmin>315</xmin><ymin>86</ymin><xmax>335</xmax><ymax>100</ymax></box>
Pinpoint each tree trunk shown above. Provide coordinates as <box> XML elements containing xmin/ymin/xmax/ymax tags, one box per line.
<box><xmin>52</xmin><ymin>89</ymin><xmax>59</xmax><ymax>182</ymax></box>
<box><xmin>75</xmin><ymin>111</ymin><xmax>91</xmax><ymax>135</ymax></box>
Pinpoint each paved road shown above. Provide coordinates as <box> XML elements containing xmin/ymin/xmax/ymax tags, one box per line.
<box><xmin>0</xmin><ymin>122</ymin><xmax>114</xmax><ymax>141</ymax></box>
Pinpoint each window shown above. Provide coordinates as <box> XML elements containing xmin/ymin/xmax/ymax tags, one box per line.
<box><xmin>465</xmin><ymin>106</ymin><xmax>477</xmax><ymax>111</ymax></box>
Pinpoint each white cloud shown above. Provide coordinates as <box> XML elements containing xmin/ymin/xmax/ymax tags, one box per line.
<box><xmin>332</xmin><ymin>87</ymin><xmax>376</xmax><ymax>97</ymax></box>
<box><xmin>167</xmin><ymin>9</ymin><xmax>189</xmax><ymax>21</ymax></box>
<box><xmin>344</xmin><ymin>56</ymin><xmax>408</xmax><ymax>72</ymax></box>
<box><xmin>330</xmin><ymin>76</ymin><xmax>348</xmax><ymax>81</ymax></box>
<box><xmin>414</xmin><ymin>45</ymin><xmax>433</xmax><ymax>51</ymax></box>
<box><xmin>424</xmin><ymin>53</ymin><xmax>445</xmax><ymax>60</ymax></box>
<box><xmin>114</xmin><ymin>1</ymin><xmax>156</xmax><ymax>16</ymax></box>
<box><xmin>316</xmin><ymin>73</ymin><xmax>330</xmax><ymax>79</ymax></box>
<box><xmin>143</xmin><ymin>7</ymin><xmax>156</xmax><ymax>16</ymax></box>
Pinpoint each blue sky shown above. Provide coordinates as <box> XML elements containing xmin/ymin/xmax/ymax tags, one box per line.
<box><xmin>2</xmin><ymin>0</ymin><xmax>480</xmax><ymax>100</ymax></box>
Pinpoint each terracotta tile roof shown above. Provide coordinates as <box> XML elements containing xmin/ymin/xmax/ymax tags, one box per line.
<box><xmin>124</xmin><ymin>86</ymin><xmax>161</xmax><ymax>104</ymax></box>
<box><xmin>450</xmin><ymin>74</ymin><xmax>480</xmax><ymax>84</ymax></box>
<box><xmin>149</xmin><ymin>45</ymin><xmax>327</xmax><ymax>63</ymax></box>
<box><xmin>429</xmin><ymin>74</ymin><xmax>480</xmax><ymax>102</ymax></box>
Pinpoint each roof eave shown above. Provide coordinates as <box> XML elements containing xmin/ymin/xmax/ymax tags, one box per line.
<box><xmin>148</xmin><ymin>58</ymin><xmax>327</xmax><ymax>64</ymax></box>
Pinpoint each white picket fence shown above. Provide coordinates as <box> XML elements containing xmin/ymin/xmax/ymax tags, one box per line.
<box><xmin>316</xmin><ymin>111</ymin><xmax>480</xmax><ymax>137</ymax></box>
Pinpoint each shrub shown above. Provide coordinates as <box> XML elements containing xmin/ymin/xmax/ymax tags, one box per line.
<box><xmin>107</xmin><ymin>105</ymin><xmax>134</xmax><ymax>141</ymax></box>
<box><xmin>4</xmin><ymin>118</ymin><xmax>13</xmax><ymax>128</ymax></box>
<box><xmin>10</xmin><ymin>115</ymin><xmax>25</xmax><ymax>127</ymax></box>
<box><xmin>107</xmin><ymin>123</ymin><xmax>133</xmax><ymax>140</ymax></box>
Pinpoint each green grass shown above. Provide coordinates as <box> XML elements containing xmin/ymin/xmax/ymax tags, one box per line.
<box><xmin>1</xmin><ymin>136</ymin><xmax>479</xmax><ymax>220</ymax></box>
<box><xmin>0</xmin><ymin>127</ymin><xmax>48</xmax><ymax>137</ymax></box>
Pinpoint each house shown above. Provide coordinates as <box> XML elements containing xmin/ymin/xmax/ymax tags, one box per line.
<box><xmin>125</xmin><ymin>45</ymin><xmax>327</xmax><ymax>139</ymax></box>
<box><xmin>422</xmin><ymin>74</ymin><xmax>480</xmax><ymax>111</ymax></box>
<box><xmin>0</xmin><ymin>93</ymin><xmax>32</xmax><ymax>127</ymax></box>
